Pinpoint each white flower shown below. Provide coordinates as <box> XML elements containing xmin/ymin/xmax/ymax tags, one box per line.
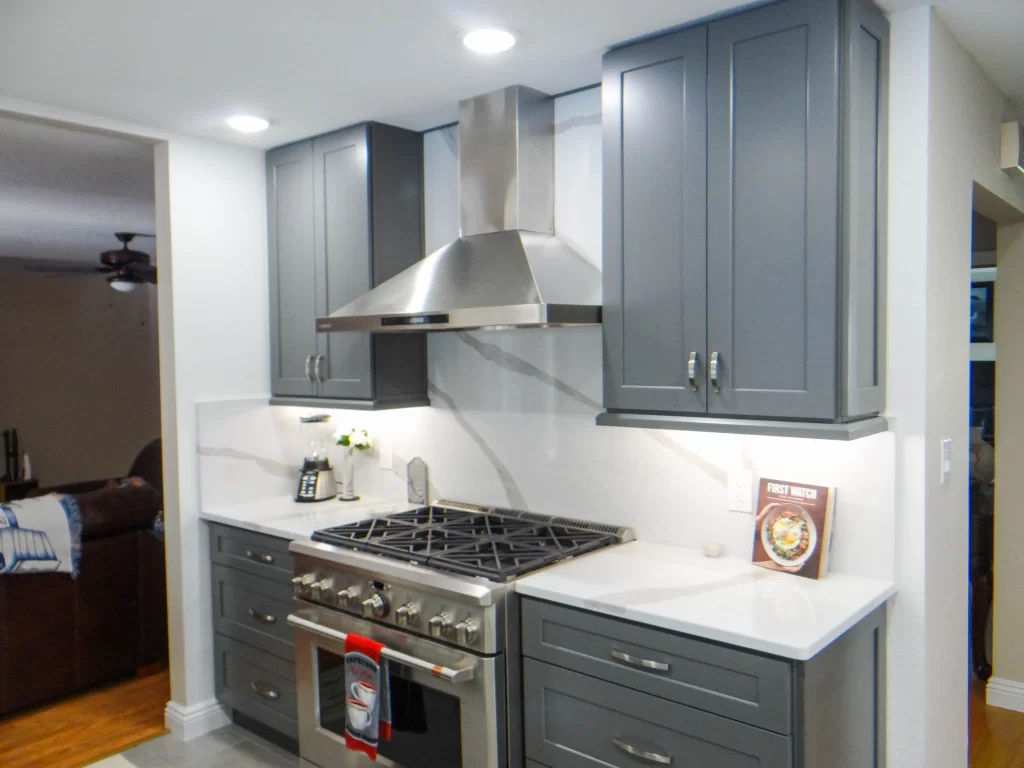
<box><xmin>351</xmin><ymin>429</ymin><xmax>371</xmax><ymax>449</ymax></box>
<box><xmin>332</xmin><ymin>426</ymin><xmax>347</xmax><ymax>442</ymax></box>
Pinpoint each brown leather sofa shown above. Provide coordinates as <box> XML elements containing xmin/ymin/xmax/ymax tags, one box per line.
<box><xmin>0</xmin><ymin>440</ymin><xmax>168</xmax><ymax>718</ymax></box>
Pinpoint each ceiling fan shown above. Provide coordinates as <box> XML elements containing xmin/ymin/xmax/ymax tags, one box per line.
<box><xmin>24</xmin><ymin>232</ymin><xmax>157</xmax><ymax>292</ymax></box>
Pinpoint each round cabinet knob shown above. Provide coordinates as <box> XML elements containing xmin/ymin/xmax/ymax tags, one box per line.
<box><xmin>395</xmin><ymin>602</ymin><xmax>420</xmax><ymax>627</ymax></box>
<box><xmin>361</xmin><ymin>593</ymin><xmax>389</xmax><ymax>620</ymax></box>
<box><xmin>291</xmin><ymin>573</ymin><xmax>317</xmax><ymax>596</ymax></box>
<box><xmin>454</xmin><ymin>618</ymin><xmax>479</xmax><ymax>645</ymax></box>
<box><xmin>428</xmin><ymin>612</ymin><xmax>452</xmax><ymax>638</ymax></box>
<box><xmin>335</xmin><ymin>586</ymin><xmax>360</xmax><ymax>608</ymax></box>
<box><xmin>310</xmin><ymin>578</ymin><xmax>334</xmax><ymax>602</ymax></box>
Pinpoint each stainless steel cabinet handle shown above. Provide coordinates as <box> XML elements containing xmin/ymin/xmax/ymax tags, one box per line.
<box><xmin>251</xmin><ymin>681</ymin><xmax>280</xmax><ymax>701</ymax></box>
<box><xmin>315</xmin><ymin>354</ymin><xmax>325</xmax><ymax>382</ymax></box>
<box><xmin>248</xmin><ymin>608</ymin><xmax>277</xmax><ymax>625</ymax></box>
<box><xmin>709</xmin><ymin>351</ymin><xmax>720</xmax><ymax>393</ymax></box>
<box><xmin>613</xmin><ymin>736</ymin><xmax>673</xmax><ymax>764</ymax></box>
<box><xmin>687</xmin><ymin>352</ymin><xmax>699</xmax><ymax>392</ymax></box>
<box><xmin>611</xmin><ymin>648</ymin><xmax>671</xmax><ymax>672</ymax></box>
<box><xmin>304</xmin><ymin>355</ymin><xmax>315</xmax><ymax>382</ymax></box>
<box><xmin>245</xmin><ymin>549</ymin><xmax>275</xmax><ymax>565</ymax></box>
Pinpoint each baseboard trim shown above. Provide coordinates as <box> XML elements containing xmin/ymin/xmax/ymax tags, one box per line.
<box><xmin>165</xmin><ymin>699</ymin><xmax>231</xmax><ymax>741</ymax></box>
<box><xmin>987</xmin><ymin>677</ymin><xmax>1024</xmax><ymax>712</ymax></box>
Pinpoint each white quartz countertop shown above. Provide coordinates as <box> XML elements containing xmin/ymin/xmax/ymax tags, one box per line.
<box><xmin>515</xmin><ymin>541</ymin><xmax>896</xmax><ymax>661</ymax></box>
<box><xmin>200</xmin><ymin>495</ymin><xmax>419</xmax><ymax>540</ymax></box>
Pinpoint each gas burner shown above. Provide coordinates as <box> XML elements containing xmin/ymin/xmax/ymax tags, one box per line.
<box><xmin>312</xmin><ymin>502</ymin><xmax>631</xmax><ymax>582</ymax></box>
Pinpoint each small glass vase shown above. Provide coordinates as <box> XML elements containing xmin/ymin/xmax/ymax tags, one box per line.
<box><xmin>338</xmin><ymin>450</ymin><xmax>359</xmax><ymax>502</ymax></box>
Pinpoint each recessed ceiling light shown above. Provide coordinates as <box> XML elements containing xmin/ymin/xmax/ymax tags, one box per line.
<box><xmin>463</xmin><ymin>29</ymin><xmax>516</xmax><ymax>55</ymax></box>
<box><xmin>226</xmin><ymin>115</ymin><xmax>270</xmax><ymax>133</ymax></box>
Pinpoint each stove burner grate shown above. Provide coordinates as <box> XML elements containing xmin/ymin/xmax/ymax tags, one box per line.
<box><xmin>312</xmin><ymin>506</ymin><xmax>621</xmax><ymax>582</ymax></box>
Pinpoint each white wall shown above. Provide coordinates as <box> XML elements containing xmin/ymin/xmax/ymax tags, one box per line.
<box><xmin>886</xmin><ymin>7</ymin><xmax>1024</xmax><ymax>767</ymax></box>
<box><xmin>0</xmin><ymin>92</ymin><xmax>271</xmax><ymax>735</ymax></box>
<box><xmin>0</xmin><ymin>261</ymin><xmax>160</xmax><ymax>484</ymax></box>
<box><xmin>155</xmin><ymin>137</ymin><xmax>269</xmax><ymax>723</ymax></box>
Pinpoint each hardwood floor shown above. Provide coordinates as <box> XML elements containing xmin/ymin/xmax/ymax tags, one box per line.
<box><xmin>973</xmin><ymin>681</ymin><xmax>1024</xmax><ymax>766</ymax></box>
<box><xmin>0</xmin><ymin>671</ymin><xmax>169</xmax><ymax>768</ymax></box>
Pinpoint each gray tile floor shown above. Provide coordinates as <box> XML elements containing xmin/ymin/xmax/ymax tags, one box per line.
<box><xmin>115</xmin><ymin>724</ymin><xmax>299</xmax><ymax>768</ymax></box>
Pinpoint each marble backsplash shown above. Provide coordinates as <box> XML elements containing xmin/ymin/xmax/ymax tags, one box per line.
<box><xmin>197</xmin><ymin>88</ymin><xmax>896</xmax><ymax>581</ymax></box>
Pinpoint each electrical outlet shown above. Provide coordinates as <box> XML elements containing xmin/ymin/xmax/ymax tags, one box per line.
<box><xmin>940</xmin><ymin>439</ymin><xmax>952</xmax><ymax>485</ymax></box>
<box><xmin>728</xmin><ymin>470</ymin><xmax>754</xmax><ymax>513</ymax></box>
<box><xmin>379</xmin><ymin>438</ymin><xmax>393</xmax><ymax>470</ymax></box>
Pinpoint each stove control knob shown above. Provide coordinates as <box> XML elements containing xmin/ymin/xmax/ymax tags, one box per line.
<box><xmin>428</xmin><ymin>612</ymin><xmax>451</xmax><ymax>638</ymax></box>
<box><xmin>454</xmin><ymin>618</ymin><xmax>479</xmax><ymax>645</ymax></box>
<box><xmin>361</xmin><ymin>593</ymin><xmax>389</xmax><ymax>620</ymax></box>
<box><xmin>335</xmin><ymin>586</ymin><xmax>361</xmax><ymax>608</ymax></box>
<box><xmin>310</xmin><ymin>579</ymin><xmax>334</xmax><ymax>602</ymax></box>
<box><xmin>395</xmin><ymin>603</ymin><xmax>420</xmax><ymax>627</ymax></box>
<box><xmin>291</xmin><ymin>573</ymin><xmax>317</xmax><ymax>597</ymax></box>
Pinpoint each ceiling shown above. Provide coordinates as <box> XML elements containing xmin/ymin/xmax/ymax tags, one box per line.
<box><xmin>0</xmin><ymin>0</ymin><xmax>1018</xmax><ymax>267</ymax></box>
<box><xmin>0</xmin><ymin>0</ymin><xmax>1020</xmax><ymax>152</ymax></box>
<box><xmin>0</xmin><ymin>115</ymin><xmax>154</xmax><ymax>263</ymax></box>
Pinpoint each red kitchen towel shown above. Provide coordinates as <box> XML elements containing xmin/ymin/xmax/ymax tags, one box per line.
<box><xmin>344</xmin><ymin>632</ymin><xmax>392</xmax><ymax>760</ymax></box>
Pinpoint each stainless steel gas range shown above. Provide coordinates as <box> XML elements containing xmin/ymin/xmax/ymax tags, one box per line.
<box><xmin>286</xmin><ymin>500</ymin><xmax>634</xmax><ymax>768</ymax></box>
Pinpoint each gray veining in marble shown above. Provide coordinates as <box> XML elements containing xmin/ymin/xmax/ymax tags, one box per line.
<box><xmin>456</xmin><ymin>331</ymin><xmax>600</xmax><ymax>410</ymax></box>
<box><xmin>427</xmin><ymin>380</ymin><xmax>528</xmax><ymax>509</ymax></box>
<box><xmin>555</xmin><ymin>112</ymin><xmax>602</xmax><ymax>133</ymax></box>
<box><xmin>454</xmin><ymin>331</ymin><xmax>727</xmax><ymax>486</ymax></box>
<box><xmin>197</xmin><ymin>446</ymin><xmax>295</xmax><ymax>479</ymax></box>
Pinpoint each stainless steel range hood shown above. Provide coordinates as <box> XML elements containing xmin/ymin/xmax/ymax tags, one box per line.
<box><xmin>316</xmin><ymin>86</ymin><xmax>602</xmax><ymax>333</ymax></box>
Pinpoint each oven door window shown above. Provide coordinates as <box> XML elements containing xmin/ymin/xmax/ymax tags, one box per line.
<box><xmin>316</xmin><ymin>647</ymin><xmax>464</xmax><ymax>766</ymax></box>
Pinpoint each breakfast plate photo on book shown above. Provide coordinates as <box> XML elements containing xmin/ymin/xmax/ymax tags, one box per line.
<box><xmin>752</xmin><ymin>478</ymin><xmax>836</xmax><ymax>579</ymax></box>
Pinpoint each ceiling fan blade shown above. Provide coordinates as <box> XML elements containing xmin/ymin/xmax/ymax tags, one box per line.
<box><xmin>24</xmin><ymin>262</ymin><xmax>111</xmax><ymax>274</ymax></box>
<box><xmin>131</xmin><ymin>264</ymin><xmax>158</xmax><ymax>284</ymax></box>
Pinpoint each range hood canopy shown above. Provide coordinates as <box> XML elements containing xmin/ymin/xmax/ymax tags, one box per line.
<box><xmin>316</xmin><ymin>85</ymin><xmax>602</xmax><ymax>333</ymax></box>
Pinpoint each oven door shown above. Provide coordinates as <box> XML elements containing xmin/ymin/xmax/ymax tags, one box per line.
<box><xmin>290</xmin><ymin>605</ymin><xmax>506</xmax><ymax>768</ymax></box>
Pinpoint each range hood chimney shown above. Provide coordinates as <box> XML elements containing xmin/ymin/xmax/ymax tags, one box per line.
<box><xmin>316</xmin><ymin>85</ymin><xmax>602</xmax><ymax>333</ymax></box>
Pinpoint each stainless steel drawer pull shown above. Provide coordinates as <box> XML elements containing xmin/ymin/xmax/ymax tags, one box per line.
<box><xmin>245</xmin><ymin>549</ymin><xmax>275</xmax><ymax>565</ymax></box>
<box><xmin>613</xmin><ymin>736</ymin><xmax>673</xmax><ymax>764</ymax></box>
<box><xmin>287</xmin><ymin>613</ymin><xmax>475</xmax><ymax>684</ymax></box>
<box><xmin>251</xmin><ymin>681</ymin><xmax>280</xmax><ymax>701</ymax></box>
<box><xmin>248</xmin><ymin>608</ymin><xmax>277</xmax><ymax>625</ymax></box>
<box><xmin>687</xmin><ymin>352</ymin><xmax>699</xmax><ymax>392</ymax></box>
<box><xmin>315</xmin><ymin>354</ymin><xmax>326</xmax><ymax>382</ymax></box>
<box><xmin>709</xmin><ymin>351</ymin><xmax>720</xmax><ymax>393</ymax></box>
<box><xmin>611</xmin><ymin>649</ymin><xmax>670</xmax><ymax>672</ymax></box>
<box><xmin>304</xmin><ymin>354</ymin><xmax>316</xmax><ymax>382</ymax></box>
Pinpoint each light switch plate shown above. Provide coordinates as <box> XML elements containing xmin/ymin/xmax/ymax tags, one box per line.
<box><xmin>728</xmin><ymin>470</ymin><xmax>754</xmax><ymax>513</ymax></box>
<box><xmin>940</xmin><ymin>438</ymin><xmax>952</xmax><ymax>484</ymax></box>
<box><xmin>379</xmin><ymin>438</ymin><xmax>393</xmax><ymax>470</ymax></box>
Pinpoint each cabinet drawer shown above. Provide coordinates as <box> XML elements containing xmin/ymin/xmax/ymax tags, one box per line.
<box><xmin>522</xmin><ymin>598</ymin><xmax>792</xmax><ymax>734</ymax></box>
<box><xmin>209</xmin><ymin>523</ymin><xmax>293</xmax><ymax>581</ymax></box>
<box><xmin>525</xmin><ymin>659</ymin><xmax>791</xmax><ymax>768</ymax></box>
<box><xmin>215</xmin><ymin>634</ymin><xmax>297</xmax><ymax>739</ymax></box>
<box><xmin>213</xmin><ymin>564</ymin><xmax>294</xmax><ymax>661</ymax></box>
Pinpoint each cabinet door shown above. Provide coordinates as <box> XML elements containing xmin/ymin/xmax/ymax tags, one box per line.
<box><xmin>603</xmin><ymin>26</ymin><xmax>708</xmax><ymax>414</ymax></box>
<box><xmin>313</xmin><ymin>127</ymin><xmax>373</xmax><ymax>400</ymax></box>
<box><xmin>707</xmin><ymin>0</ymin><xmax>840</xmax><ymax>420</ymax></box>
<box><xmin>267</xmin><ymin>141</ymin><xmax>317</xmax><ymax>397</ymax></box>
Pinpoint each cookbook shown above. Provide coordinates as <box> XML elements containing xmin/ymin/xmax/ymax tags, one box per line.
<box><xmin>752</xmin><ymin>478</ymin><xmax>836</xmax><ymax>579</ymax></box>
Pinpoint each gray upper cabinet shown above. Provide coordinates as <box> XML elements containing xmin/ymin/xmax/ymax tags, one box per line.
<box><xmin>268</xmin><ymin>141</ymin><xmax>317</xmax><ymax>398</ymax></box>
<box><xmin>603</xmin><ymin>26</ymin><xmax>708</xmax><ymax>415</ymax></box>
<box><xmin>600</xmin><ymin>0</ymin><xmax>889</xmax><ymax>437</ymax></box>
<box><xmin>267</xmin><ymin>123</ymin><xmax>428</xmax><ymax>410</ymax></box>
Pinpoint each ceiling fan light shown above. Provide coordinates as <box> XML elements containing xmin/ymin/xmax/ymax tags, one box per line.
<box><xmin>108</xmin><ymin>275</ymin><xmax>139</xmax><ymax>293</ymax></box>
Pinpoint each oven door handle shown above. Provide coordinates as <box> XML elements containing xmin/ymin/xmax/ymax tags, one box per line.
<box><xmin>287</xmin><ymin>614</ymin><xmax>476</xmax><ymax>685</ymax></box>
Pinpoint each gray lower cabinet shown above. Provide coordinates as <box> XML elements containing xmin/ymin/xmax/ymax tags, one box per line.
<box><xmin>600</xmin><ymin>0</ymin><xmax>889</xmax><ymax>437</ymax></box>
<box><xmin>522</xmin><ymin>597</ymin><xmax>887</xmax><ymax>768</ymax></box>
<box><xmin>525</xmin><ymin>659</ymin><xmax>791</xmax><ymax>768</ymax></box>
<box><xmin>267</xmin><ymin>122</ymin><xmax>428</xmax><ymax>410</ymax></box>
<box><xmin>210</xmin><ymin>523</ymin><xmax>298</xmax><ymax>746</ymax></box>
